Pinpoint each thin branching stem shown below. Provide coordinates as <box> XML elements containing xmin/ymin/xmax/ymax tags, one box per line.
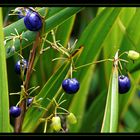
<box><xmin>14</xmin><ymin>32</ymin><xmax>41</xmax><ymax>133</ymax></box>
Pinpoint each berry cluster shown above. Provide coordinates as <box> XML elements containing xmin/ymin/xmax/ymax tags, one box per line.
<box><xmin>9</xmin><ymin>7</ymin><xmax>43</xmax><ymax>119</ymax></box>
<box><xmin>10</xmin><ymin>98</ymin><xmax>33</xmax><ymax>118</ymax></box>
<box><xmin>51</xmin><ymin>113</ymin><xmax>77</xmax><ymax>132</ymax></box>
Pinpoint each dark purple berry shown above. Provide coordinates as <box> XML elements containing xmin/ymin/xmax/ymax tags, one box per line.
<box><xmin>15</xmin><ymin>59</ymin><xmax>28</xmax><ymax>75</ymax></box>
<box><xmin>24</xmin><ymin>11</ymin><xmax>42</xmax><ymax>31</ymax></box>
<box><xmin>118</xmin><ymin>75</ymin><xmax>131</xmax><ymax>94</ymax></box>
<box><xmin>62</xmin><ymin>78</ymin><xmax>80</xmax><ymax>94</ymax></box>
<box><xmin>27</xmin><ymin>98</ymin><xmax>33</xmax><ymax>106</ymax></box>
<box><xmin>10</xmin><ymin>106</ymin><xmax>21</xmax><ymax>117</ymax></box>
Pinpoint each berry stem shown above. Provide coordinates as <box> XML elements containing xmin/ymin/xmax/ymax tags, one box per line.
<box><xmin>14</xmin><ymin>32</ymin><xmax>41</xmax><ymax>133</ymax></box>
<box><xmin>57</xmin><ymin>93</ymin><xmax>65</xmax><ymax>104</ymax></box>
<box><xmin>9</xmin><ymin>92</ymin><xmax>20</xmax><ymax>96</ymax></box>
<box><xmin>24</xmin><ymin>32</ymin><xmax>40</xmax><ymax>90</ymax></box>
<box><xmin>118</xmin><ymin>51</ymin><xmax>128</xmax><ymax>58</ymax></box>
<box><xmin>75</xmin><ymin>59</ymin><xmax>113</xmax><ymax>70</ymax></box>
<box><xmin>50</xmin><ymin>30</ymin><xmax>70</xmax><ymax>57</ymax></box>
<box><xmin>57</xmin><ymin>106</ymin><xmax>69</xmax><ymax>114</ymax></box>
<box><xmin>43</xmin><ymin>120</ymin><xmax>48</xmax><ymax>133</ymax></box>
<box><xmin>70</xmin><ymin>60</ymin><xmax>73</xmax><ymax>79</ymax></box>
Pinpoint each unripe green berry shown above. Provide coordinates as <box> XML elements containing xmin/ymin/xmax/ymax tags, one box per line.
<box><xmin>128</xmin><ymin>50</ymin><xmax>140</xmax><ymax>60</ymax></box>
<box><xmin>51</xmin><ymin>116</ymin><xmax>61</xmax><ymax>132</ymax></box>
<box><xmin>67</xmin><ymin>113</ymin><xmax>77</xmax><ymax>124</ymax></box>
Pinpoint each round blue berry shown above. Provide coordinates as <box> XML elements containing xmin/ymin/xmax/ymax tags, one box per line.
<box><xmin>62</xmin><ymin>78</ymin><xmax>80</xmax><ymax>94</ymax></box>
<box><xmin>24</xmin><ymin>11</ymin><xmax>42</xmax><ymax>31</ymax></box>
<box><xmin>118</xmin><ymin>75</ymin><xmax>131</xmax><ymax>94</ymax></box>
<box><xmin>27</xmin><ymin>98</ymin><xmax>33</xmax><ymax>106</ymax></box>
<box><xmin>15</xmin><ymin>59</ymin><xmax>28</xmax><ymax>75</ymax></box>
<box><xmin>10</xmin><ymin>106</ymin><xmax>21</xmax><ymax>117</ymax></box>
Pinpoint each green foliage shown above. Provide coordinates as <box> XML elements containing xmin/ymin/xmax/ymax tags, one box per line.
<box><xmin>2</xmin><ymin>7</ymin><xmax>140</xmax><ymax>133</ymax></box>
<box><xmin>0</xmin><ymin>8</ymin><xmax>10</xmax><ymax>132</ymax></box>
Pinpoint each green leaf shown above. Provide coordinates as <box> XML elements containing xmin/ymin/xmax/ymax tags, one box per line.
<box><xmin>80</xmin><ymin>90</ymin><xmax>106</xmax><ymax>132</ymax></box>
<box><xmin>101</xmin><ymin>51</ymin><xmax>119</xmax><ymax>132</ymax></box>
<box><xmin>122</xmin><ymin>8</ymin><xmax>140</xmax><ymax>73</ymax></box>
<box><xmin>68</xmin><ymin>8</ymin><xmax>121</xmax><ymax>132</ymax></box>
<box><xmin>56</xmin><ymin>15</ymin><xmax>76</xmax><ymax>48</ymax></box>
<box><xmin>118</xmin><ymin>9</ymin><xmax>140</xmax><ymax>119</ymax></box>
<box><xmin>0</xmin><ymin>8</ymin><xmax>10</xmax><ymax>132</ymax></box>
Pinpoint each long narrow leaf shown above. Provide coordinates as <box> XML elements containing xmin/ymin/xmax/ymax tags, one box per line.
<box><xmin>68</xmin><ymin>8</ymin><xmax>121</xmax><ymax>132</ymax></box>
<box><xmin>80</xmin><ymin>91</ymin><xmax>106</xmax><ymax>132</ymax></box>
<box><xmin>0</xmin><ymin>8</ymin><xmax>10</xmax><ymax>132</ymax></box>
<box><xmin>101</xmin><ymin>51</ymin><xmax>118</xmax><ymax>132</ymax></box>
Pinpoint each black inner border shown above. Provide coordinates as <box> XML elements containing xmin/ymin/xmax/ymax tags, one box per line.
<box><xmin>0</xmin><ymin>0</ymin><xmax>140</xmax><ymax>6</ymax></box>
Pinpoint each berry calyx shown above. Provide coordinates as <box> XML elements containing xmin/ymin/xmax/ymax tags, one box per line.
<box><xmin>24</xmin><ymin>10</ymin><xmax>42</xmax><ymax>31</ymax></box>
<box><xmin>10</xmin><ymin>106</ymin><xmax>21</xmax><ymax>117</ymax></box>
<box><xmin>62</xmin><ymin>78</ymin><xmax>80</xmax><ymax>94</ymax></box>
<box><xmin>118</xmin><ymin>75</ymin><xmax>131</xmax><ymax>94</ymax></box>
<box><xmin>15</xmin><ymin>59</ymin><xmax>28</xmax><ymax>75</ymax></box>
<box><xmin>27</xmin><ymin>97</ymin><xmax>33</xmax><ymax>106</ymax></box>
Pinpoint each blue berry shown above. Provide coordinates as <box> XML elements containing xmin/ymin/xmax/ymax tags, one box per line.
<box><xmin>15</xmin><ymin>59</ymin><xmax>28</xmax><ymax>75</ymax></box>
<box><xmin>10</xmin><ymin>106</ymin><xmax>21</xmax><ymax>117</ymax></box>
<box><xmin>17</xmin><ymin>8</ymin><xmax>31</xmax><ymax>19</ymax></box>
<box><xmin>24</xmin><ymin>11</ymin><xmax>42</xmax><ymax>31</ymax></box>
<box><xmin>118</xmin><ymin>75</ymin><xmax>131</xmax><ymax>94</ymax></box>
<box><xmin>62</xmin><ymin>78</ymin><xmax>80</xmax><ymax>94</ymax></box>
<box><xmin>27</xmin><ymin>98</ymin><xmax>33</xmax><ymax>106</ymax></box>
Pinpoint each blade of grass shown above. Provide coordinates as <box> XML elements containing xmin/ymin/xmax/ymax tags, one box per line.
<box><xmin>80</xmin><ymin>90</ymin><xmax>107</xmax><ymax>132</ymax></box>
<box><xmin>56</xmin><ymin>15</ymin><xmax>76</xmax><ymax>48</ymax></box>
<box><xmin>101</xmin><ymin>51</ymin><xmax>119</xmax><ymax>132</ymax></box>
<box><xmin>0</xmin><ymin>8</ymin><xmax>10</xmax><ymax>132</ymax></box>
